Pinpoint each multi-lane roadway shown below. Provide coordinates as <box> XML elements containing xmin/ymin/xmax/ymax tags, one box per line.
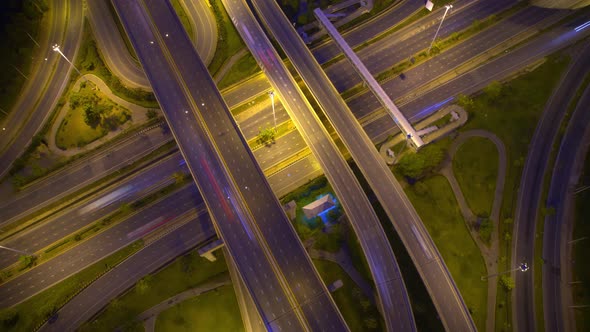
<box><xmin>113</xmin><ymin>0</ymin><xmax>349</xmax><ymax>329</ymax></box>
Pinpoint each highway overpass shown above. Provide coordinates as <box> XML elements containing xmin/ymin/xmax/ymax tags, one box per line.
<box><xmin>222</xmin><ymin>1</ymin><xmax>416</xmax><ymax>330</ymax></box>
<box><xmin>249</xmin><ymin>0</ymin><xmax>476</xmax><ymax>330</ymax></box>
<box><xmin>111</xmin><ymin>0</ymin><xmax>348</xmax><ymax>330</ymax></box>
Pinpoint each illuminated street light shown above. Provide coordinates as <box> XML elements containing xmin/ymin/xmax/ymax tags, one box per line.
<box><xmin>53</xmin><ymin>44</ymin><xmax>82</xmax><ymax>76</ymax></box>
<box><xmin>269</xmin><ymin>91</ymin><xmax>277</xmax><ymax>132</ymax></box>
<box><xmin>481</xmin><ymin>262</ymin><xmax>529</xmax><ymax>280</ymax></box>
<box><xmin>427</xmin><ymin>4</ymin><xmax>453</xmax><ymax>55</ymax></box>
<box><xmin>0</xmin><ymin>245</ymin><xmax>32</xmax><ymax>256</ymax></box>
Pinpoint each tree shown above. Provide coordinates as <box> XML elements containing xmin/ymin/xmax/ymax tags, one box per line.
<box><xmin>84</xmin><ymin>105</ymin><xmax>102</xmax><ymax>128</ymax></box>
<box><xmin>478</xmin><ymin>218</ymin><xmax>493</xmax><ymax>242</ymax></box>
<box><xmin>0</xmin><ymin>308</ymin><xmax>18</xmax><ymax>328</ymax></box>
<box><xmin>172</xmin><ymin>171</ymin><xmax>186</xmax><ymax>185</ymax></box>
<box><xmin>484</xmin><ymin>81</ymin><xmax>503</xmax><ymax>98</ymax></box>
<box><xmin>136</xmin><ymin>275</ymin><xmax>152</xmax><ymax>294</ymax></box>
<box><xmin>499</xmin><ymin>275</ymin><xmax>515</xmax><ymax>292</ymax></box>
<box><xmin>457</xmin><ymin>94</ymin><xmax>474</xmax><ymax>108</ymax></box>
<box><xmin>19</xmin><ymin>255</ymin><xmax>36</xmax><ymax>269</ymax></box>
<box><xmin>258</xmin><ymin>127</ymin><xmax>276</xmax><ymax>145</ymax></box>
<box><xmin>396</xmin><ymin>144</ymin><xmax>445</xmax><ymax>179</ymax></box>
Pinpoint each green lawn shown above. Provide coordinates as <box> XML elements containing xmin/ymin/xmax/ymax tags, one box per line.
<box><xmin>406</xmin><ymin>175</ymin><xmax>487</xmax><ymax>330</ymax></box>
<box><xmin>80</xmin><ymin>251</ymin><xmax>228</xmax><ymax>331</ymax></box>
<box><xmin>572</xmin><ymin>151</ymin><xmax>590</xmax><ymax>332</ymax></box>
<box><xmin>218</xmin><ymin>52</ymin><xmax>260</xmax><ymax>90</ymax></box>
<box><xmin>0</xmin><ymin>241</ymin><xmax>143</xmax><ymax>332</ymax></box>
<box><xmin>207</xmin><ymin>0</ymin><xmax>246</xmax><ymax>77</ymax></box>
<box><xmin>155</xmin><ymin>284</ymin><xmax>243</xmax><ymax>332</ymax></box>
<box><xmin>55</xmin><ymin>85</ymin><xmax>131</xmax><ymax>149</ymax></box>
<box><xmin>453</xmin><ymin>137</ymin><xmax>499</xmax><ymax>217</ymax></box>
<box><xmin>458</xmin><ymin>54</ymin><xmax>570</xmax><ymax>330</ymax></box>
<box><xmin>313</xmin><ymin>259</ymin><xmax>383</xmax><ymax>331</ymax></box>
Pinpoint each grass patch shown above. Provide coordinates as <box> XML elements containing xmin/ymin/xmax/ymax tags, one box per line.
<box><xmin>77</xmin><ymin>20</ymin><xmax>157</xmax><ymax>108</ymax></box>
<box><xmin>56</xmin><ymin>83</ymin><xmax>131</xmax><ymax>149</ymax></box>
<box><xmin>0</xmin><ymin>0</ymin><xmax>48</xmax><ymax>119</ymax></box>
<box><xmin>155</xmin><ymin>284</ymin><xmax>243</xmax><ymax>332</ymax></box>
<box><xmin>207</xmin><ymin>0</ymin><xmax>246</xmax><ymax>77</ymax></box>
<box><xmin>456</xmin><ymin>53</ymin><xmax>570</xmax><ymax>331</ymax></box>
<box><xmin>280</xmin><ymin>176</ymin><xmax>344</xmax><ymax>243</ymax></box>
<box><xmin>169</xmin><ymin>0</ymin><xmax>194</xmax><ymax>41</ymax></box>
<box><xmin>218</xmin><ymin>52</ymin><xmax>261</xmax><ymax>90</ymax></box>
<box><xmin>80</xmin><ymin>251</ymin><xmax>228</xmax><ymax>331</ymax></box>
<box><xmin>0</xmin><ymin>240</ymin><xmax>144</xmax><ymax>332</ymax></box>
<box><xmin>313</xmin><ymin>259</ymin><xmax>383</xmax><ymax>331</ymax></box>
<box><xmin>572</xmin><ymin>151</ymin><xmax>590</xmax><ymax>332</ymax></box>
<box><xmin>452</xmin><ymin>137</ymin><xmax>498</xmax><ymax>217</ymax></box>
<box><xmin>406</xmin><ymin>175</ymin><xmax>487</xmax><ymax>330</ymax></box>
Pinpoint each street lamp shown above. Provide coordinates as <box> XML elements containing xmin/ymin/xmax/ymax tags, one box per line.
<box><xmin>482</xmin><ymin>262</ymin><xmax>528</xmax><ymax>280</ymax></box>
<box><xmin>427</xmin><ymin>4</ymin><xmax>453</xmax><ymax>55</ymax></box>
<box><xmin>53</xmin><ymin>44</ymin><xmax>82</xmax><ymax>76</ymax></box>
<box><xmin>269</xmin><ymin>91</ymin><xmax>277</xmax><ymax>132</ymax></box>
<box><xmin>0</xmin><ymin>245</ymin><xmax>32</xmax><ymax>256</ymax></box>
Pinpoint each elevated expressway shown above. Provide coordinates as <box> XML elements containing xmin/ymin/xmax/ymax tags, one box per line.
<box><xmin>314</xmin><ymin>8</ymin><xmax>423</xmax><ymax>148</ymax></box>
<box><xmin>111</xmin><ymin>0</ymin><xmax>348</xmax><ymax>330</ymax></box>
<box><xmin>222</xmin><ymin>1</ymin><xmax>415</xmax><ymax>330</ymax></box>
<box><xmin>249</xmin><ymin>0</ymin><xmax>476</xmax><ymax>331</ymax></box>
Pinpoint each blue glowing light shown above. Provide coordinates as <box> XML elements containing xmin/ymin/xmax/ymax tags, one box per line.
<box><xmin>575</xmin><ymin>21</ymin><xmax>590</xmax><ymax>32</ymax></box>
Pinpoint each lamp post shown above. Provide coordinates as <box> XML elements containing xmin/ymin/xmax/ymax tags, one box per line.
<box><xmin>269</xmin><ymin>91</ymin><xmax>277</xmax><ymax>132</ymax></box>
<box><xmin>0</xmin><ymin>245</ymin><xmax>32</xmax><ymax>256</ymax></box>
<box><xmin>482</xmin><ymin>262</ymin><xmax>528</xmax><ymax>281</ymax></box>
<box><xmin>53</xmin><ymin>44</ymin><xmax>82</xmax><ymax>76</ymax></box>
<box><xmin>427</xmin><ymin>4</ymin><xmax>453</xmax><ymax>54</ymax></box>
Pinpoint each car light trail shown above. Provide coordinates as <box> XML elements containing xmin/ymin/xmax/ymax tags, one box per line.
<box><xmin>575</xmin><ymin>21</ymin><xmax>590</xmax><ymax>32</ymax></box>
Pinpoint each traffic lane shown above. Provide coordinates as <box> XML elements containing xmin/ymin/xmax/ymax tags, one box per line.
<box><xmin>365</xmin><ymin>17</ymin><xmax>590</xmax><ymax>143</ymax></box>
<box><xmin>87</xmin><ymin>0</ymin><xmax>150</xmax><ymax>89</ymax></box>
<box><xmin>512</xmin><ymin>38</ymin><xmax>590</xmax><ymax>332</ymax></box>
<box><xmin>150</xmin><ymin>0</ymin><xmax>340</xmax><ymax>310</ymax></box>
<box><xmin>181</xmin><ymin>0</ymin><xmax>218</xmax><ymax>65</ymax></box>
<box><xmin>40</xmin><ymin>211</ymin><xmax>214</xmax><ymax>332</ymax></box>
<box><xmin>221</xmin><ymin>73</ymin><xmax>271</xmax><ymax>108</ymax></box>
<box><xmin>0</xmin><ymin>153</ymin><xmax>185</xmax><ymax>269</ymax></box>
<box><xmin>0</xmin><ymin>0</ymin><xmax>65</xmax><ymax>153</ymax></box>
<box><xmin>0</xmin><ymin>0</ymin><xmax>82</xmax><ymax>177</ymax></box>
<box><xmin>235</xmin><ymin>0</ymin><xmax>414</xmax><ymax>329</ymax></box>
<box><xmin>220</xmin><ymin>0</ymin><xmax>365</xmax><ymax>328</ymax></box>
<box><xmin>0</xmin><ymin>185</ymin><xmax>205</xmax><ymax>308</ymax></box>
<box><xmin>116</xmin><ymin>0</ymin><xmax>301</xmax><ymax>327</ymax></box>
<box><xmin>0</xmin><ymin>127</ymin><xmax>172</xmax><ymax>224</ymax></box>
<box><xmin>543</xmin><ymin>70</ymin><xmax>590</xmax><ymax>332</ymax></box>
<box><xmin>266</xmin><ymin>154</ymin><xmax>323</xmax><ymax>198</ymax></box>
<box><xmin>346</xmin><ymin>5</ymin><xmax>562</xmax><ymax>120</ymax></box>
<box><xmin>253</xmin><ymin>130</ymin><xmax>307</xmax><ymax>170</ymax></box>
<box><xmin>235</xmin><ymin>99</ymin><xmax>290</xmax><ymax>140</ymax></box>
<box><xmin>312</xmin><ymin>0</ymin><xmax>421</xmax><ymax>64</ymax></box>
<box><xmin>326</xmin><ymin>0</ymin><xmax>515</xmax><ymax>93</ymax></box>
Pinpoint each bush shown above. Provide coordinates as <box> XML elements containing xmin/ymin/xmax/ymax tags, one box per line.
<box><xmin>396</xmin><ymin>144</ymin><xmax>446</xmax><ymax>179</ymax></box>
<box><xmin>478</xmin><ymin>218</ymin><xmax>493</xmax><ymax>243</ymax></box>
<box><xmin>499</xmin><ymin>275</ymin><xmax>515</xmax><ymax>292</ymax></box>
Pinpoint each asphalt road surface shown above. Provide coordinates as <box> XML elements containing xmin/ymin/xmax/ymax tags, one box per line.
<box><xmin>113</xmin><ymin>0</ymin><xmax>348</xmax><ymax>329</ymax></box>
<box><xmin>512</xmin><ymin>39</ymin><xmax>590</xmax><ymax>332</ymax></box>
<box><xmin>0</xmin><ymin>0</ymin><xmax>83</xmax><ymax>178</ymax></box>
<box><xmin>40</xmin><ymin>208</ymin><xmax>215</xmax><ymax>332</ymax></box>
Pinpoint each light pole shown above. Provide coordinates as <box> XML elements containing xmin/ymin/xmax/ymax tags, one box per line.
<box><xmin>0</xmin><ymin>245</ymin><xmax>32</xmax><ymax>256</ymax></box>
<box><xmin>482</xmin><ymin>262</ymin><xmax>528</xmax><ymax>281</ymax></box>
<box><xmin>427</xmin><ymin>4</ymin><xmax>453</xmax><ymax>55</ymax></box>
<box><xmin>53</xmin><ymin>44</ymin><xmax>82</xmax><ymax>76</ymax></box>
<box><xmin>269</xmin><ymin>91</ymin><xmax>277</xmax><ymax>132</ymax></box>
